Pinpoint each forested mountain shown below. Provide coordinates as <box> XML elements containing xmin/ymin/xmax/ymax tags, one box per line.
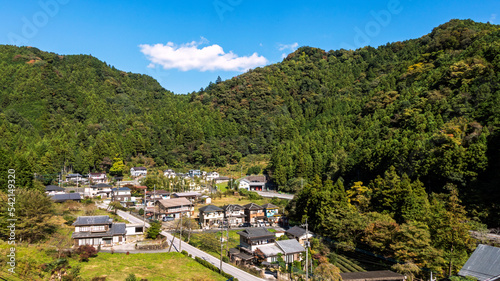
<box><xmin>0</xmin><ymin>19</ymin><xmax>499</xmax><ymax>227</ymax></box>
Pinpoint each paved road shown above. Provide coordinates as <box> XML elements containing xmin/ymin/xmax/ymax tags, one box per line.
<box><xmin>256</xmin><ymin>191</ymin><xmax>294</xmax><ymax>200</ymax></box>
<box><xmin>114</xmin><ymin>209</ymin><xmax>264</xmax><ymax>281</ymax></box>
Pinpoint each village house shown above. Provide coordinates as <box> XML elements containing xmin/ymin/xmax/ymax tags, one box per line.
<box><xmin>88</xmin><ymin>183</ymin><xmax>113</xmax><ymax>198</ymax></box>
<box><xmin>243</xmin><ymin>202</ymin><xmax>266</xmax><ymax>225</ymax></box>
<box><xmin>285</xmin><ymin>226</ymin><xmax>314</xmax><ymax>246</ymax></box>
<box><xmin>157</xmin><ymin>198</ymin><xmax>194</xmax><ymax>220</ymax></box>
<box><xmin>198</xmin><ymin>205</ymin><xmax>225</xmax><ymax>227</ymax></box>
<box><xmin>172</xmin><ymin>192</ymin><xmax>201</xmax><ymax>203</ymax></box>
<box><xmin>45</xmin><ymin>185</ymin><xmax>65</xmax><ymax>195</ymax></box>
<box><xmin>238</xmin><ymin>175</ymin><xmax>266</xmax><ymax>191</ymax></box>
<box><xmin>237</xmin><ymin>227</ymin><xmax>276</xmax><ymax>252</ymax></box>
<box><xmin>163</xmin><ymin>169</ymin><xmax>176</xmax><ymax>178</ymax></box>
<box><xmin>89</xmin><ymin>172</ymin><xmax>107</xmax><ymax>184</ymax></box>
<box><xmin>66</xmin><ymin>173</ymin><xmax>83</xmax><ymax>182</ymax></box>
<box><xmin>111</xmin><ymin>187</ymin><xmax>132</xmax><ymax>203</ymax></box>
<box><xmin>255</xmin><ymin>239</ymin><xmax>305</xmax><ymax>263</ymax></box>
<box><xmin>50</xmin><ymin>193</ymin><xmax>82</xmax><ymax>203</ymax></box>
<box><xmin>205</xmin><ymin>172</ymin><xmax>219</xmax><ymax>181</ymax></box>
<box><xmin>188</xmin><ymin>169</ymin><xmax>201</xmax><ymax>177</ymax></box>
<box><xmin>130</xmin><ymin>167</ymin><xmax>147</xmax><ymax>177</ymax></box>
<box><xmin>261</xmin><ymin>203</ymin><xmax>280</xmax><ymax>224</ymax></box>
<box><xmin>71</xmin><ymin>215</ymin><xmax>126</xmax><ymax>247</ymax></box>
<box><xmin>222</xmin><ymin>204</ymin><xmax>246</xmax><ymax>227</ymax></box>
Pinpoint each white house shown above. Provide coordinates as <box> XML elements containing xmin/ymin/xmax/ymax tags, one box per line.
<box><xmin>223</xmin><ymin>204</ymin><xmax>246</xmax><ymax>226</ymax></box>
<box><xmin>89</xmin><ymin>172</ymin><xmax>107</xmax><ymax>184</ymax></box>
<box><xmin>130</xmin><ymin>167</ymin><xmax>147</xmax><ymax>177</ymax></box>
<box><xmin>66</xmin><ymin>173</ymin><xmax>83</xmax><ymax>182</ymax></box>
<box><xmin>163</xmin><ymin>169</ymin><xmax>176</xmax><ymax>178</ymax></box>
<box><xmin>239</xmin><ymin>179</ymin><xmax>250</xmax><ymax>191</ymax></box>
<box><xmin>199</xmin><ymin>205</ymin><xmax>225</xmax><ymax>227</ymax></box>
<box><xmin>111</xmin><ymin>187</ymin><xmax>132</xmax><ymax>203</ymax></box>
<box><xmin>206</xmin><ymin>172</ymin><xmax>220</xmax><ymax>181</ymax></box>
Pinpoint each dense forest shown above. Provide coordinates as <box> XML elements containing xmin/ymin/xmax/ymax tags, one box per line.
<box><xmin>0</xmin><ymin>19</ymin><xmax>500</xmax><ymax>275</ymax></box>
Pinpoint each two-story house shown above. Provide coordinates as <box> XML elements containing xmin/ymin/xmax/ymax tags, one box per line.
<box><xmin>205</xmin><ymin>172</ymin><xmax>220</xmax><ymax>182</ymax></box>
<box><xmin>199</xmin><ymin>205</ymin><xmax>224</xmax><ymax>227</ymax></box>
<box><xmin>111</xmin><ymin>187</ymin><xmax>132</xmax><ymax>203</ymax></box>
<box><xmin>45</xmin><ymin>185</ymin><xmax>65</xmax><ymax>195</ymax></box>
<box><xmin>89</xmin><ymin>172</ymin><xmax>107</xmax><ymax>184</ymax></box>
<box><xmin>130</xmin><ymin>167</ymin><xmax>147</xmax><ymax>177</ymax></box>
<box><xmin>238</xmin><ymin>175</ymin><xmax>266</xmax><ymax>191</ymax></box>
<box><xmin>172</xmin><ymin>192</ymin><xmax>201</xmax><ymax>203</ymax></box>
<box><xmin>71</xmin><ymin>215</ymin><xmax>126</xmax><ymax>247</ymax></box>
<box><xmin>157</xmin><ymin>198</ymin><xmax>194</xmax><ymax>219</ymax></box>
<box><xmin>66</xmin><ymin>173</ymin><xmax>83</xmax><ymax>182</ymax></box>
<box><xmin>285</xmin><ymin>226</ymin><xmax>314</xmax><ymax>246</ymax></box>
<box><xmin>163</xmin><ymin>169</ymin><xmax>176</xmax><ymax>178</ymax></box>
<box><xmin>222</xmin><ymin>204</ymin><xmax>245</xmax><ymax>226</ymax></box>
<box><xmin>261</xmin><ymin>203</ymin><xmax>280</xmax><ymax>224</ymax></box>
<box><xmin>237</xmin><ymin>228</ymin><xmax>276</xmax><ymax>252</ymax></box>
<box><xmin>243</xmin><ymin>203</ymin><xmax>265</xmax><ymax>224</ymax></box>
<box><xmin>255</xmin><ymin>239</ymin><xmax>305</xmax><ymax>263</ymax></box>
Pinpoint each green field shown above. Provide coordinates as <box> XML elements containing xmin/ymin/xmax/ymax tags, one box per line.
<box><xmin>76</xmin><ymin>252</ymin><xmax>227</xmax><ymax>281</ymax></box>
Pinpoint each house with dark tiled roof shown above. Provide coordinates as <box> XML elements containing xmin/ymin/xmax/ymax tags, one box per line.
<box><xmin>243</xmin><ymin>203</ymin><xmax>265</xmax><ymax>224</ymax></box>
<box><xmin>45</xmin><ymin>185</ymin><xmax>65</xmax><ymax>195</ymax></box>
<box><xmin>222</xmin><ymin>204</ymin><xmax>245</xmax><ymax>227</ymax></box>
<box><xmin>199</xmin><ymin>205</ymin><xmax>224</xmax><ymax>227</ymax></box>
<box><xmin>459</xmin><ymin>244</ymin><xmax>500</xmax><ymax>281</ymax></box>
<box><xmin>237</xmin><ymin>227</ymin><xmax>276</xmax><ymax>252</ymax></box>
<box><xmin>50</xmin><ymin>193</ymin><xmax>82</xmax><ymax>203</ymax></box>
<box><xmin>71</xmin><ymin>215</ymin><xmax>126</xmax><ymax>247</ymax></box>
<box><xmin>285</xmin><ymin>226</ymin><xmax>314</xmax><ymax>246</ymax></box>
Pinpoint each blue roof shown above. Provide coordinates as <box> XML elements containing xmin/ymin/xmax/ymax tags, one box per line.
<box><xmin>459</xmin><ymin>244</ymin><xmax>500</xmax><ymax>281</ymax></box>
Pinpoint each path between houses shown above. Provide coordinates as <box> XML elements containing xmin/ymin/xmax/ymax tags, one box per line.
<box><xmin>107</xmin><ymin>207</ymin><xmax>265</xmax><ymax>281</ymax></box>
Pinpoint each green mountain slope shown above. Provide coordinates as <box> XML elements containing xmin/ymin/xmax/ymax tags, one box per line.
<box><xmin>0</xmin><ymin>19</ymin><xmax>499</xmax><ymax>227</ymax></box>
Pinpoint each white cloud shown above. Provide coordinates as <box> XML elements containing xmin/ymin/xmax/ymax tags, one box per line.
<box><xmin>278</xmin><ymin>42</ymin><xmax>299</xmax><ymax>51</ymax></box>
<box><xmin>139</xmin><ymin>38</ymin><xmax>268</xmax><ymax>72</ymax></box>
<box><xmin>490</xmin><ymin>14</ymin><xmax>497</xmax><ymax>23</ymax></box>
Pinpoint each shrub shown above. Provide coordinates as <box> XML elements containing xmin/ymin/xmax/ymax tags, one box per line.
<box><xmin>74</xmin><ymin>245</ymin><xmax>98</xmax><ymax>262</ymax></box>
<box><xmin>194</xmin><ymin>256</ymin><xmax>238</xmax><ymax>281</ymax></box>
<box><xmin>138</xmin><ymin>208</ymin><xmax>144</xmax><ymax>216</ymax></box>
<box><xmin>146</xmin><ymin>220</ymin><xmax>162</xmax><ymax>239</ymax></box>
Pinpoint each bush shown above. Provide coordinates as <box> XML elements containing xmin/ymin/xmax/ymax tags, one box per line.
<box><xmin>138</xmin><ymin>208</ymin><xmax>144</xmax><ymax>216</ymax></box>
<box><xmin>181</xmin><ymin>250</ymin><xmax>189</xmax><ymax>256</ymax></box>
<box><xmin>194</xmin><ymin>256</ymin><xmax>238</xmax><ymax>281</ymax></box>
<box><xmin>222</xmin><ymin>256</ymin><xmax>229</xmax><ymax>263</ymax></box>
<box><xmin>74</xmin><ymin>245</ymin><xmax>98</xmax><ymax>262</ymax></box>
<box><xmin>146</xmin><ymin>220</ymin><xmax>162</xmax><ymax>239</ymax></box>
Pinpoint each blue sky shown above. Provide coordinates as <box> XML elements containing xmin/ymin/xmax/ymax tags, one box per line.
<box><xmin>1</xmin><ymin>0</ymin><xmax>498</xmax><ymax>94</ymax></box>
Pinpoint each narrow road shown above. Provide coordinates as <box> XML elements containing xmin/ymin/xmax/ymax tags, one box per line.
<box><xmin>256</xmin><ymin>191</ymin><xmax>294</xmax><ymax>200</ymax></box>
<box><xmin>115</xmin><ymin>209</ymin><xmax>264</xmax><ymax>281</ymax></box>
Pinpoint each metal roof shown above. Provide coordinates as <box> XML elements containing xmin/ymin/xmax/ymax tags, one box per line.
<box><xmin>199</xmin><ymin>205</ymin><xmax>224</xmax><ymax>212</ymax></box>
<box><xmin>73</xmin><ymin>216</ymin><xmax>111</xmax><ymax>226</ymax></box>
<box><xmin>50</xmin><ymin>193</ymin><xmax>81</xmax><ymax>202</ymax></box>
<box><xmin>237</xmin><ymin>227</ymin><xmax>274</xmax><ymax>239</ymax></box>
<box><xmin>276</xmin><ymin>239</ymin><xmax>305</xmax><ymax>254</ymax></box>
<box><xmin>257</xmin><ymin>244</ymin><xmax>283</xmax><ymax>257</ymax></box>
<box><xmin>158</xmin><ymin>198</ymin><xmax>193</xmax><ymax>208</ymax></box>
<box><xmin>45</xmin><ymin>185</ymin><xmax>64</xmax><ymax>191</ymax></box>
<box><xmin>459</xmin><ymin>244</ymin><xmax>500</xmax><ymax>281</ymax></box>
<box><xmin>261</xmin><ymin>203</ymin><xmax>279</xmax><ymax>209</ymax></box>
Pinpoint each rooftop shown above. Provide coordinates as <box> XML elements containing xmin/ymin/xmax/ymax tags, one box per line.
<box><xmin>45</xmin><ymin>185</ymin><xmax>64</xmax><ymax>192</ymax></box>
<box><xmin>50</xmin><ymin>193</ymin><xmax>81</xmax><ymax>202</ymax></box>
<box><xmin>73</xmin><ymin>215</ymin><xmax>112</xmax><ymax>226</ymax></box>
<box><xmin>276</xmin><ymin>239</ymin><xmax>305</xmax><ymax>254</ymax></box>
<box><xmin>158</xmin><ymin>198</ymin><xmax>193</xmax><ymax>208</ymax></box>
<box><xmin>199</xmin><ymin>205</ymin><xmax>224</xmax><ymax>212</ymax></box>
<box><xmin>459</xmin><ymin>244</ymin><xmax>500</xmax><ymax>281</ymax></box>
<box><xmin>261</xmin><ymin>203</ymin><xmax>279</xmax><ymax>209</ymax></box>
<box><xmin>243</xmin><ymin>202</ymin><xmax>263</xmax><ymax>210</ymax></box>
<box><xmin>237</xmin><ymin>227</ymin><xmax>275</xmax><ymax>239</ymax></box>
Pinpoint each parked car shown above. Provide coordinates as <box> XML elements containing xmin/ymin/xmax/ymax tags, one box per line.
<box><xmin>239</xmin><ymin>222</ymin><xmax>251</xmax><ymax>227</ymax></box>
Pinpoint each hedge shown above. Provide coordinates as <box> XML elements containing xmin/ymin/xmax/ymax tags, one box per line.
<box><xmin>194</xmin><ymin>256</ymin><xmax>238</xmax><ymax>281</ymax></box>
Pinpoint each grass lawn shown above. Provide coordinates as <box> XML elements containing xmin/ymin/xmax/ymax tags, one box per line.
<box><xmin>187</xmin><ymin>230</ymin><xmax>241</xmax><ymax>259</ymax></box>
<box><xmin>76</xmin><ymin>252</ymin><xmax>227</xmax><ymax>281</ymax></box>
